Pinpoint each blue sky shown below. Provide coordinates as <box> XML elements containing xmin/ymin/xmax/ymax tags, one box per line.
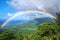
<box><xmin>0</xmin><ymin>0</ymin><xmax>18</xmax><ymax>18</ymax></box>
<box><xmin>0</xmin><ymin>0</ymin><xmax>60</xmax><ymax>20</ymax></box>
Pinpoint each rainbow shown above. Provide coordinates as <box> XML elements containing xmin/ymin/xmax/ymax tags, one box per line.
<box><xmin>1</xmin><ymin>10</ymin><xmax>56</xmax><ymax>28</ymax></box>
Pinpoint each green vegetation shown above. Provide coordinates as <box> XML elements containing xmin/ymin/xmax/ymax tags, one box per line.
<box><xmin>0</xmin><ymin>21</ymin><xmax>60</xmax><ymax>40</ymax></box>
<box><xmin>56</xmin><ymin>12</ymin><xmax>60</xmax><ymax>26</ymax></box>
<box><xmin>4</xmin><ymin>20</ymin><xmax>38</xmax><ymax>32</ymax></box>
<box><xmin>23</xmin><ymin>22</ymin><xmax>60</xmax><ymax>40</ymax></box>
<box><xmin>0</xmin><ymin>30</ymin><xmax>15</xmax><ymax>40</ymax></box>
<box><xmin>0</xmin><ymin>12</ymin><xmax>60</xmax><ymax>40</ymax></box>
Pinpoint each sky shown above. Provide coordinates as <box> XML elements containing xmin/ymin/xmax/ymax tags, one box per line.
<box><xmin>0</xmin><ymin>0</ymin><xmax>60</xmax><ymax>20</ymax></box>
<box><xmin>0</xmin><ymin>0</ymin><xmax>18</xmax><ymax>19</ymax></box>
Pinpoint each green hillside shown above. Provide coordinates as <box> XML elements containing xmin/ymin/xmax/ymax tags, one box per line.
<box><xmin>3</xmin><ymin>20</ymin><xmax>39</xmax><ymax>35</ymax></box>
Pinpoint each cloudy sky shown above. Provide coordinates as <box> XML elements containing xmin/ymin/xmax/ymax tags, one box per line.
<box><xmin>0</xmin><ymin>0</ymin><xmax>60</xmax><ymax>19</ymax></box>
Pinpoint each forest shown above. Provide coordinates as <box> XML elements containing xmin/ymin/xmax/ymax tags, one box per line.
<box><xmin>0</xmin><ymin>12</ymin><xmax>60</xmax><ymax>40</ymax></box>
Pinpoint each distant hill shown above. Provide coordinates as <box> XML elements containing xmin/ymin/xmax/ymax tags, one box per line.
<box><xmin>3</xmin><ymin>17</ymin><xmax>55</xmax><ymax>31</ymax></box>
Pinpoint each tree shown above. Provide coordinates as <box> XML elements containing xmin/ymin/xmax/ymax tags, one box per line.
<box><xmin>26</xmin><ymin>22</ymin><xmax>59</xmax><ymax>40</ymax></box>
<box><xmin>56</xmin><ymin>12</ymin><xmax>60</xmax><ymax>26</ymax></box>
<box><xmin>0</xmin><ymin>30</ymin><xmax>15</xmax><ymax>40</ymax></box>
<box><xmin>37</xmin><ymin>22</ymin><xmax>58</xmax><ymax>40</ymax></box>
<box><xmin>1</xmin><ymin>22</ymin><xmax>59</xmax><ymax>40</ymax></box>
<box><xmin>18</xmin><ymin>22</ymin><xmax>60</xmax><ymax>40</ymax></box>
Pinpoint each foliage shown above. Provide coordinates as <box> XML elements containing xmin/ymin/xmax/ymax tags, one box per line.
<box><xmin>0</xmin><ymin>22</ymin><xmax>60</xmax><ymax>40</ymax></box>
<box><xmin>24</xmin><ymin>22</ymin><xmax>59</xmax><ymax>40</ymax></box>
<box><xmin>56</xmin><ymin>12</ymin><xmax>60</xmax><ymax>26</ymax></box>
<box><xmin>37</xmin><ymin>22</ymin><xmax>58</xmax><ymax>36</ymax></box>
<box><xmin>37</xmin><ymin>22</ymin><xmax>59</xmax><ymax>40</ymax></box>
<box><xmin>0</xmin><ymin>30</ymin><xmax>15</xmax><ymax>40</ymax></box>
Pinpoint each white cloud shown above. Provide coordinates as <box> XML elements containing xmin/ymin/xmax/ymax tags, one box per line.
<box><xmin>1</xmin><ymin>11</ymin><xmax>54</xmax><ymax>27</ymax></box>
<box><xmin>6</xmin><ymin>0</ymin><xmax>60</xmax><ymax>16</ymax></box>
<box><xmin>8</xmin><ymin>13</ymin><xmax>14</xmax><ymax>17</ymax></box>
<box><xmin>10</xmin><ymin>11</ymin><xmax>54</xmax><ymax>20</ymax></box>
<box><xmin>6</xmin><ymin>0</ymin><xmax>45</xmax><ymax>11</ymax></box>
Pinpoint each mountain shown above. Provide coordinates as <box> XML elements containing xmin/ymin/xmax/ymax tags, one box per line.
<box><xmin>3</xmin><ymin>17</ymin><xmax>55</xmax><ymax>32</ymax></box>
<box><xmin>0</xmin><ymin>11</ymin><xmax>55</xmax><ymax>26</ymax></box>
